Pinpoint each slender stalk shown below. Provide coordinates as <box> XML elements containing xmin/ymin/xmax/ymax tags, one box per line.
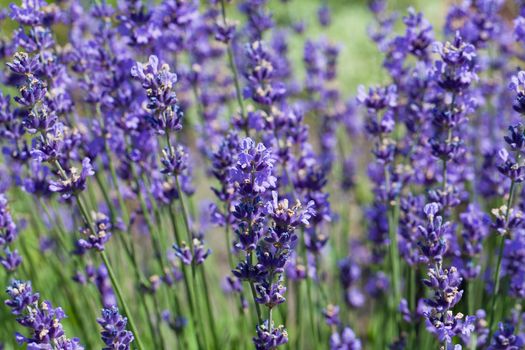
<box><xmin>152</xmin><ymin>293</ymin><xmax>167</xmax><ymax>349</ymax></box>
<box><xmin>488</xmin><ymin>180</ymin><xmax>516</xmax><ymax>335</ymax></box>
<box><xmin>167</xmin><ymin>204</ymin><xmax>205</xmax><ymax>350</ymax></box>
<box><xmin>135</xmin><ymin>175</ymin><xmax>167</xmax><ymax>270</ymax></box>
<box><xmin>174</xmin><ymin>176</ymin><xmax>194</xmax><ymax>246</ymax></box>
<box><xmin>101</xmin><ymin>251</ymin><xmax>146</xmax><ymax>350</ymax></box>
<box><xmin>97</xmin><ymin>135</ymin><xmax>147</xmax><ymax>293</ymax></box>
<box><xmin>304</xmin><ymin>271</ymin><xmax>318</xmax><ymax>347</ymax></box>
<box><xmin>408</xmin><ymin>265</ymin><xmax>417</xmax><ymax>349</ymax></box>
<box><xmin>94</xmin><ymin>171</ymin><xmax>142</xmax><ymax>282</ymax></box>
<box><xmin>299</xmin><ymin>230</ymin><xmax>319</xmax><ymax>348</ymax></box>
<box><xmin>97</xmin><ymin>104</ymin><xmax>130</xmax><ymax>225</ymax></box>
<box><xmin>224</xmin><ymin>204</ymin><xmax>234</xmax><ymax>269</ymax></box>
<box><xmin>384</xmin><ymin>170</ymin><xmax>401</xmax><ymax>325</ymax></box>
<box><xmin>200</xmin><ymin>266</ymin><xmax>220</xmax><ymax>347</ymax></box>
<box><xmin>268</xmin><ymin>307</ymin><xmax>273</xmax><ymax>332</ymax></box>
<box><xmin>172</xmin><ymin>174</ymin><xmax>206</xmax><ymax>339</ymax></box>
<box><xmin>219</xmin><ymin>0</ymin><xmax>249</xmax><ymax>137</ymax></box>
<box><xmin>169</xmin><ymin>162</ymin><xmax>213</xmax><ymax>348</ymax></box>
<box><xmin>131</xmin><ymin>175</ymin><xmax>177</xmax><ymax>348</ymax></box>
<box><xmin>94</xmin><ymin>170</ymin><xmax>159</xmax><ymax>347</ymax></box>
<box><xmin>294</xmin><ymin>281</ymin><xmax>303</xmax><ymax>349</ymax></box>
<box><xmin>71</xmin><ymin>191</ymin><xmax>145</xmax><ymax>349</ymax></box>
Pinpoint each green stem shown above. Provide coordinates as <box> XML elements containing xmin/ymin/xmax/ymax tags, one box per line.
<box><xmin>247</xmin><ymin>252</ymin><xmax>263</xmax><ymax>325</ymax></box>
<box><xmin>168</xmin><ymin>204</ymin><xmax>205</xmax><ymax>350</ymax></box>
<box><xmin>101</xmin><ymin>251</ymin><xmax>146</xmax><ymax>350</ymax></box>
<box><xmin>95</xmin><ymin>170</ymin><xmax>159</xmax><ymax>347</ymax></box>
<box><xmin>488</xmin><ymin>180</ymin><xmax>516</xmax><ymax>336</ymax></box>
<box><xmin>408</xmin><ymin>266</ymin><xmax>417</xmax><ymax>349</ymax></box>
<box><xmin>173</xmin><ymin>175</ymin><xmax>211</xmax><ymax>348</ymax></box>
<box><xmin>300</xmin><ymin>233</ymin><xmax>319</xmax><ymax>348</ymax></box>
<box><xmin>73</xmin><ymin>193</ymin><xmax>145</xmax><ymax>349</ymax></box>
<box><xmin>200</xmin><ymin>266</ymin><xmax>220</xmax><ymax>347</ymax></box>
<box><xmin>98</xmin><ymin>105</ymin><xmax>130</xmax><ymax>225</ymax></box>
<box><xmin>174</xmin><ymin>176</ymin><xmax>193</xmax><ymax>246</ymax></box>
<box><xmin>219</xmin><ymin>0</ymin><xmax>249</xmax><ymax>137</ymax></box>
<box><xmin>294</xmin><ymin>281</ymin><xmax>302</xmax><ymax>349</ymax></box>
<box><xmin>269</xmin><ymin>307</ymin><xmax>273</xmax><ymax>332</ymax></box>
<box><xmin>385</xmin><ymin>170</ymin><xmax>401</xmax><ymax>328</ymax></box>
<box><xmin>224</xmin><ymin>204</ymin><xmax>234</xmax><ymax>269</ymax></box>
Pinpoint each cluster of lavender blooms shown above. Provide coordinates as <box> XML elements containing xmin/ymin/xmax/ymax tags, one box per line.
<box><xmin>5</xmin><ymin>280</ymin><xmax>84</xmax><ymax>349</ymax></box>
<box><xmin>0</xmin><ymin>194</ymin><xmax>21</xmax><ymax>272</ymax></box>
<box><xmin>3</xmin><ymin>0</ymin><xmax>525</xmax><ymax>349</ymax></box>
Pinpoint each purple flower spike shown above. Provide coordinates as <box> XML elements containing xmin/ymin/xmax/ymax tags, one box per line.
<box><xmin>5</xmin><ymin>280</ymin><xmax>83</xmax><ymax>348</ymax></box>
<box><xmin>487</xmin><ymin>323</ymin><xmax>523</xmax><ymax>350</ymax></box>
<box><xmin>253</xmin><ymin>320</ymin><xmax>288</xmax><ymax>350</ymax></box>
<box><xmin>0</xmin><ymin>248</ymin><xmax>22</xmax><ymax>272</ymax></box>
<box><xmin>7</xmin><ymin>52</ymin><xmax>41</xmax><ymax>75</ymax></box>
<box><xmin>160</xmin><ymin>145</ymin><xmax>188</xmax><ymax>176</ymax></box>
<box><xmin>48</xmin><ymin>158</ymin><xmax>95</xmax><ymax>199</ymax></box>
<box><xmin>131</xmin><ymin>55</ymin><xmax>183</xmax><ymax>133</ymax></box>
<box><xmin>330</xmin><ymin>327</ymin><xmax>362</xmax><ymax>350</ymax></box>
<box><xmin>230</xmin><ymin>138</ymin><xmax>276</xmax><ymax>194</ymax></box>
<box><xmin>9</xmin><ymin>0</ymin><xmax>46</xmax><ymax>25</ymax></box>
<box><xmin>357</xmin><ymin>84</ymin><xmax>397</xmax><ymax>111</ymax></box>
<box><xmin>76</xmin><ymin>213</ymin><xmax>112</xmax><ymax>253</ymax></box>
<box><xmin>5</xmin><ymin>280</ymin><xmax>39</xmax><ymax>315</ymax></box>
<box><xmin>97</xmin><ymin>306</ymin><xmax>134</xmax><ymax>350</ymax></box>
<box><xmin>510</xmin><ymin>71</ymin><xmax>525</xmax><ymax>114</ymax></box>
<box><xmin>322</xmin><ymin>304</ymin><xmax>340</xmax><ymax>327</ymax></box>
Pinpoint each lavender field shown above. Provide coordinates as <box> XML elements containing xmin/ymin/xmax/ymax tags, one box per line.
<box><xmin>2</xmin><ymin>0</ymin><xmax>525</xmax><ymax>349</ymax></box>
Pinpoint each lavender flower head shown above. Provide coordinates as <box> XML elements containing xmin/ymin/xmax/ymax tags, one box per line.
<box><xmin>0</xmin><ymin>193</ymin><xmax>21</xmax><ymax>272</ymax></box>
<box><xmin>243</xmin><ymin>41</ymin><xmax>286</xmax><ymax>106</ymax></box>
<box><xmin>356</xmin><ymin>84</ymin><xmax>397</xmax><ymax>112</ymax></box>
<box><xmin>330</xmin><ymin>327</ymin><xmax>362</xmax><ymax>350</ymax></box>
<box><xmin>230</xmin><ymin>138</ymin><xmax>277</xmax><ymax>194</ymax></box>
<box><xmin>432</xmin><ymin>32</ymin><xmax>477</xmax><ymax>92</ymax></box>
<box><xmin>97</xmin><ymin>306</ymin><xmax>134</xmax><ymax>350</ymax></box>
<box><xmin>131</xmin><ymin>55</ymin><xmax>183</xmax><ymax>133</ymax></box>
<box><xmin>509</xmin><ymin>71</ymin><xmax>525</xmax><ymax>115</ymax></box>
<box><xmin>48</xmin><ymin>158</ymin><xmax>95</xmax><ymax>199</ymax></box>
<box><xmin>253</xmin><ymin>321</ymin><xmax>288</xmax><ymax>350</ymax></box>
<box><xmin>487</xmin><ymin>323</ymin><xmax>523</xmax><ymax>350</ymax></box>
<box><xmin>76</xmin><ymin>212</ymin><xmax>112</xmax><ymax>252</ymax></box>
<box><xmin>5</xmin><ymin>280</ymin><xmax>83</xmax><ymax>349</ymax></box>
<box><xmin>417</xmin><ymin>202</ymin><xmax>449</xmax><ymax>264</ymax></box>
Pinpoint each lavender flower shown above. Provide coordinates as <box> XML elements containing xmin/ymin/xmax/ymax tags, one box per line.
<box><xmin>317</xmin><ymin>5</ymin><xmax>331</xmax><ymax>27</ymax></box>
<box><xmin>0</xmin><ymin>194</ymin><xmax>21</xmax><ymax>272</ymax></box>
<box><xmin>322</xmin><ymin>304</ymin><xmax>340</xmax><ymax>327</ymax></box>
<box><xmin>173</xmin><ymin>239</ymin><xmax>211</xmax><ymax>266</ymax></box>
<box><xmin>231</xmin><ymin>138</ymin><xmax>276</xmax><ymax>195</ymax></box>
<box><xmin>510</xmin><ymin>71</ymin><xmax>525</xmax><ymax>115</ymax></box>
<box><xmin>160</xmin><ymin>145</ymin><xmax>189</xmax><ymax>176</ymax></box>
<box><xmin>76</xmin><ymin>213</ymin><xmax>112</xmax><ymax>252</ymax></box>
<box><xmin>0</xmin><ymin>248</ymin><xmax>22</xmax><ymax>272</ymax></box>
<box><xmin>253</xmin><ymin>321</ymin><xmax>288</xmax><ymax>350</ymax></box>
<box><xmin>243</xmin><ymin>41</ymin><xmax>286</xmax><ymax>106</ymax></box>
<box><xmin>432</xmin><ymin>32</ymin><xmax>477</xmax><ymax>92</ymax></box>
<box><xmin>5</xmin><ymin>280</ymin><xmax>84</xmax><ymax>349</ymax></box>
<box><xmin>487</xmin><ymin>323</ymin><xmax>523</xmax><ymax>350</ymax></box>
<box><xmin>131</xmin><ymin>55</ymin><xmax>183</xmax><ymax>133</ymax></box>
<box><xmin>48</xmin><ymin>158</ymin><xmax>95</xmax><ymax>199</ymax></box>
<box><xmin>330</xmin><ymin>327</ymin><xmax>362</xmax><ymax>350</ymax></box>
<box><xmin>9</xmin><ymin>0</ymin><xmax>46</xmax><ymax>26</ymax></box>
<box><xmin>417</xmin><ymin>203</ymin><xmax>475</xmax><ymax>346</ymax></box>
<box><xmin>98</xmin><ymin>306</ymin><xmax>134</xmax><ymax>350</ymax></box>
<box><xmin>417</xmin><ymin>202</ymin><xmax>449</xmax><ymax>264</ymax></box>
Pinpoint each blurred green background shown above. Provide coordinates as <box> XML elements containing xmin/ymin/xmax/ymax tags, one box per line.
<box><xmin>270</xmin><ymin>0</ymin><xmax>445</xmax><ymax>94</ymax></box>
